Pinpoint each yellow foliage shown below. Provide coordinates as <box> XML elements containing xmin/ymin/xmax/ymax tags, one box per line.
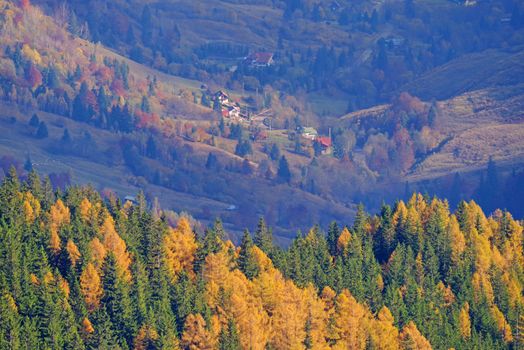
<box><xmin>448</xmin><ymin>216</ymin><xmax>466</xmax><ymax>265</ymax></box>
<box><xmin>43</xmin><ymin>270</ymin><xmax>54</xmax><ymax>285</ymax></box>
<box><xmin>491</xmin><ymin>305</ymin><xmax>513</xmax><ymax>342</ymax></box>
<box><xmin>79</xmin><ymin>198</ymin><xmax>92</xmax><ymax>221</ymax></box>
<box><xmin>369</xmin><ymin>306</ymin><xmax>400</xmax><ymax>350</ymax></box>
<box><xmin>21</xmin><ymin>44</ymin><xmax>42</xmax><ymax>65</ymax></box>
<box><xmin>58</xmin><ymin>277</ymin><xmax>70</xmax><ymax>298</ymax></box>
<box><xmin>23</xmin><ymin>200</ymin><xmax>35</xmax><ymax>223</ymax></box>
<box><xmin>3</xmin><ymin>293</ymin><xmax>18</xmax><ymax>313</ymax></box>
<box><xmin>89</xmin><ymin>237</ymin><xmax>107</xmax><ymax>269</ymax></box>
<box><xmin>251</xmin><ymin>245</ymin><xmax>274</xmax><ymax>273</ymax></box>
<box><xmin>393</xmin><ymin>201</ymin><xmax>408</xmax><ymax>228</ymax></box>
<box><xmin>101</xmin><ymin>216</ymin><xmax>132</xmax><ymax>281</ymax></box>
<box><xmin>337</xmin><ymin>227</ymin><xmax>351</xmax><ymax>252</ymax></box>
<box><xmin>134</xmin><ymin>325</ymin><xmax>161</xmax><ymax>350</ymax></box>
<box><xmin>332</xmin><ymin>289</ymin><xmax>369</xmax><ymax>350</ymax></box>
<box><xmin>66</xmin><ymin>239</ymin><xmax>81</xmax><ymax>267</ymax></box>
<box><xmin>437</xmin><ymin>282</ymin><xmax>455</xmax><ymax>307</ymax></box>
<box><xmin>181</xmin><ymin>314</ymin><xmax>215</xmax><ymax>350</ymax></box>
<box><xmin>503</xmin><ymin>273</ymin><xmax>522</xmax><ymax>307</ymax></box>
<box><xmin>473</xmin><ymin>233</ymin><xmax>492</xmax><ymax>272</ymax></box>
<box><xmin>80</xmin><ymin>263</ymin><xmax>102</xmax><ymax>312</ymax></box>
<box><xmin>48</xmin><ymin>199</ymin><xmax>71</xmax><ymax>254</ymax></box>
<box><xmin>472</xmin><ymin>271</ymin><xmax>494</xmax><ymax>304</ymax></box>
<box><xmin>458</xmin><ymin>303</ymin><xmax>471</xmax><ymax>339</ymax></box>
<box><xmin>49</xmin><ymin>227</ymin><xmax>61</xmax><ymax>254</ymax></box>
<box><xmin>399</xmin><ymin>321</ymin><xmax>432</xmax><ymax>350</ymax></box>
<box><xmin>164</xmin><ymin>217</ymin><xmax>197</xmax><ymax>282</ymax></box>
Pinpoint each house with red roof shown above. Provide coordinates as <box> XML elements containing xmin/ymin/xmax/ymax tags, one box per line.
<box><xmin>246</xmin><ymin>52</ymin><xmax>274</xmax><ymax>67</ymax></box>
<box><xmin>316</xmin><ymin>135</ymin><xmax>332</xmax><ymax>155</ymax></box>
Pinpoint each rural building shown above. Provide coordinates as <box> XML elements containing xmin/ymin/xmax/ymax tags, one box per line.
<box><xmin>246</xmin><ymin>52</ymin><xmax>274</xmax><ymax>67</ymax></box>
<box><xmin>300</xmin><ymin>127</ymin><xmax>319</xmax><ymax>140</ymax></box>
<box><xmin>316</xmin><ymin>136</ymin><xmax>332</xmax><ymax>155</ymax></box>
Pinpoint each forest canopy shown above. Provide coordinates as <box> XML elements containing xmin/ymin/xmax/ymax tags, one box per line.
<box><xmin>0</xmin><ymin>167</ymin><xmax>523</xmax><ymax>349</ymax></box>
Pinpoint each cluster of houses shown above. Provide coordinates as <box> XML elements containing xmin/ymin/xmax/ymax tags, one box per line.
<box><xmin>211</xmin><ymin>90</ymin><xmax>333</xmax><ymax>155</ymax></box>
<box><xmin>214</xmin><ymin>90</ymin><xmax>249</xmax><ymax>120</ymax></box>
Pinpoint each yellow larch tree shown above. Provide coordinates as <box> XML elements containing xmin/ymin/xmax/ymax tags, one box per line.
<box><xmin>303</xmin><ymin>285</ymin><xmax>330</xmax><ymax>350</ymax></box>
<box><xmin>133</xmin><ymin>325</ymin><xmax>160</xmax><ymax>350</ymax></box>
<box><xmin>80</xmin><ymin>263</ymin><xmax>103</xmax><ymax>312</ymax></box>
<box><xmin>458</xmin><ymin>303</ymin><xmax>471</xmax><ymax>340</ymax></box>
<box><xmin>491</xmin><ymin>305</ymin><xmax>513</xmax><ymax>343</ymax></box>
<box><xmin>22</xmin><ymin>192</ymin><xmax>40</xmax><ymax>224</ymax></box>
<box><xmin>269</xmin><ymin>278</ymin><xmax>309</xmax><ymax>349</ymax></box>
<box><xmin>399</xmin><ymin>321</ymin><xmax>432</xmax><ymax>350</ymax></box>
<box><xmin>48</xmin><ymin>199</ymin><xmax>71</xmax><ymax>254</ymax></box>
<box><xmin>337</xmin><ymin>227</ymin><xmax>351</xmax><ymax>253</ymax></box>
<box><xmin>332</xmin><ymin>289</ymin><xmax>369</xmax><ymax>350</ymax></box>
<box><xmin>89</xmin><ymin>237</ymin><xmax>107</xmax><ymax>269</ymax></box>
<box><xmin>78</xmin><ymin>198</ymin><xmax>92</xmax><ymax>222</ymax></box>
<box><xmin>82</xmin><ymin>317</ymin><xmax>95</xmax><ymax>334</ymax></box>
<box><xmin>448</xmin><ymin>216</ymin><xmax>466</xmax><ymax>265</ymax></box>
<box><xmin>101</xmin><ymin>215</ymin><xmax>132</xmax><ymax>281</ymax></box>
<box><xmin>66</xmin><ymin>239</ymin><xmax>81</xmax><ymax>267</ymax></box>
<box><xmin>181</xmin><ymin>314</ymin><xmax>215</xmax><ymax>350</ymax></box>
<box><xmin>369</xmin><ymin>306</ymin><xmax>400</xmax><ymax>350</ymax></box>
<box><xmin>163</xmin><ymin>217</ymin><xmax>197</xmax><ymax>282</ymax></box>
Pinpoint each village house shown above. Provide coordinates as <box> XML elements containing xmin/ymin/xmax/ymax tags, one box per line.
<box><xmin>222</xmin><ymin>104</ymin><xmax>241</xmax><ymax>119</ymax></box>
<box><xmin>214</xmin><ymin>90</ymin><xmax>231</xmax><ymax>105</ymax></box>
<box><xmin>316</xmin><ymin>136</ymin><xmax>332</xmax><ymax>155</ymax></box>
<box><xmin>300</xmin><ymin>126</ymin><xmax>319</xmax><ymax>140</ymax></box>
<box><xmin>245</xmin><ymin>52</ymin><xmax>274</xmax><ymax>67</ymax></box>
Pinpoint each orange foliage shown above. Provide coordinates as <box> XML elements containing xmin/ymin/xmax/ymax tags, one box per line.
<box><xmin>66</xmin><ymin>239</ymin><xmax>81</xmax><ymax>267</ymax></box>
<box><xmin>181</xmin><ymin>314</ymin><xmax>215</xmax><ymax>350</ymax></box>
<box><xmin>163</xmin><ymin>217</ymin><xmax>197</xmax><ymax>282</ymax></box>
<box><xmin>332</xmin><ymin>289</ymin><xmax>369</xmax><ymax>350</ymax></box>
<box><xmin>82</xmin><ymin>317</ymin><xmax>94</xmax><ymax>334</ymax></box>
<box><xmin>48</xmin><ymin>199</ymin><xmax>71</xmax><ymax>253</ymax></box>
<box><xmin>337</xmin><ymin>227</ymin><xmax>351</xmax><ymax>252</ymax></box>
<box><xmin>134</xmin><ymin>325</ymin><xmax>160</xmax><ymax>350</ymax></box>
<box><xmin>101</xmin><ymin>216</ymin><xmax>132</xmax><ymax>281</ymax></box>
<box><xmin>89</xmin><ymin>237</ymin><xmax>107</xmax><ymax>269</ymax></box>
<box><xmin>79</xmin><ymin>198</ymin><xmax>92</xmax><ymax>221</ymax></box>
<box><xmin>23</xmin><ymin>192</ymin><xmax>40</xmax><ymax>223</ymax></box>
<box><xmin>399</xmin><ymin>322</ymin><xmax>432</xmax><ymax>350</ymax></box>
<box><xmin>80</xmin><ymin>263</ymin><xmax>103</xmax><ymax>312</ymax></box>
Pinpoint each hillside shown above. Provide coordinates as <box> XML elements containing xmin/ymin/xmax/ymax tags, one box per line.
<box><xmin>0</xmin><ymin>172</ymin><xmax>523</xmax><ymax>348</ymax></box>
<box><xmin>1</xmin><ymin>0</ymin><xmax>524</xmax><ymax>235</ymax></box>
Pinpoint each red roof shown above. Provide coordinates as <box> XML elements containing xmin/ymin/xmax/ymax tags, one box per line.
<box><xmin>249</xmin><ymin>52</ymin><xmax>274</xmax><ymax>65</ymax></box>
<box><xmin>317</xmin><ymin>137</ymin><xmax>332</xmax><ymax>148</ymax></box>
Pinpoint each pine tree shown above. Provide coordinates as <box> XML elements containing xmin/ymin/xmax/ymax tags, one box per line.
<box><xmin>101</xmin><ymin>253</ymin><xmax>135</xmax><ymax>347</ymax></box>
<box><xmin>277</xmin><ymin>156</ymin><xmax>291</xmax><ymax>183</ymax></box>
<box><xmin>254</xmin><ymin>217</ymin><xmax>273</xmax><ymax>254</ymax></box>
<box><xmin>36</xmin><ymin>121</ymin><xmax>49</xmax><ymax>139</ymax></box>
<box><xmin>219</xmin><ymin>318</ymin><xmax>241</xmax><ymax>350</ymax></box>
<box><xmin>238</xmin><ymin>230</ymin><xmax>259</xmax><ymax>279</ymax></box>
<box><xmin>327</xmin><ymin>221</ymin><xmax>340</xmax><ymax>257</ymax></box>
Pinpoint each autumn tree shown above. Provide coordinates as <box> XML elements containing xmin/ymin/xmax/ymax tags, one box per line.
<box><xmin>80</xmin><ymin>263</ymin><xmax>103</xmax><ymax>312</ymax></box>
<box><xmin>164</xmin><ymin>217</ymin><xmax>197</xmax><ymax>282</ymax></box>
